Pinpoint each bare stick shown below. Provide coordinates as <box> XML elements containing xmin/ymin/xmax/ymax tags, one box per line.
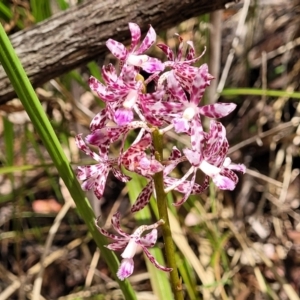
<box><xmin>216</xmin><ymin>0</ymin><xmax>251</xmax><ymax>96</ymax></box>
<box><xmin>207</xmin><ymin>10</ymin><xmax>223</xmax><ymax>104</ymax></box>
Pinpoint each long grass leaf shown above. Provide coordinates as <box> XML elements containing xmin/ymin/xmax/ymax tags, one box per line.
<box><xmin>175</xmin><ymin>253</ymin><xmax>198</xmax><ymax>300</ymax></box>
<box><xmin>55</xmin><ymin>0</ymin><xmax>69</xmax><ymax>10</ymax></box>
<box><xmin>3</xmin><ymin>117</ymin><xmax>14</xmax><ymax>166</ymax></box>
<box><xmin>0</xmin><ymin>23</ymin><xmax>137</xmax><ymax>300</ymax></box>
<box><xmin>222</xmin><ymin>88</ymin><xmax>300</xmax><ymax>99</ymax></box>
<box><xmin>30</xmin><ymin>0</ymin><xmax>52</xmax><ymax>22</ymax></box>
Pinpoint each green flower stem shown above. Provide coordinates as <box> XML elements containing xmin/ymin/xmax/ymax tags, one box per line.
<box><xmin>0</xmin><ymin>24</ymin><xmax>136</xmax><ymax>300</ymax></box>
<box><xmin>152</xmin><ymin>129</ymin><xmax>184</xmax><ymax>300</ymax></box>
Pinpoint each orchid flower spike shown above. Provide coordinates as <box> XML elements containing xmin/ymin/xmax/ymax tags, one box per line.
<box><xmin>95</xmin><ymin>212</ymin><xmax>172</xmax><ymax>280</ymax></box>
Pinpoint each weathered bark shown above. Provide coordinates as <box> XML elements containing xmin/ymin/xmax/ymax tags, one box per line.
<box><xmin>0</xmin><ymin>0</ymin><xmax>236</xmax><ymax>103</ymax></box>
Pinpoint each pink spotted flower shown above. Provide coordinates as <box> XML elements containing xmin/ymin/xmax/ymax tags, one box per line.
<box><xmin>157</xmin><ymin>34</ymin><xmax>206</xmax><ymax>93</ymax></box>
<box><xmin>106</xmin><ymin>22</ymin><xmax>164</xmax><ymax>73</ymax></box>
<box><xmin>157</xmin><ymin>34</ymin><xmax>198</xmax><ymax>65</ymax></box>
<box><xmin>161</xmin><ymin>66</ymin><xmax>236</xmax><ymax>133</ymax></box>
<box><xmin>95</xmin><ymin>212</ymin><xmax>172</xmax><ymax>280</ymax></box>
<box><xmin>131</xmin><ymin>146</ymin><xmax>209</xmax><ymax>212</ymax></box>
<box><xmin>178</xmin><ymin>118</ymin><xmax>246</xmax><ymax>206</ymax></box>
<box><xmin>75</xmin><ymin>134</ymin><xmax>130</xmax><ymax>199</ymax></box>
<box><xmin>121</xmin><ymin>133</ymin><xmax>164</xmax><ymax>177</ymax></box>
<box><xmin>89</xmin><ymin>63</ymin><xmax>165</xmax><ymax>127</ymax></box>
<box><xmin>89</xmin><ymin>64</ymin><xmax>144</xmax><ymax>126</ymax></box>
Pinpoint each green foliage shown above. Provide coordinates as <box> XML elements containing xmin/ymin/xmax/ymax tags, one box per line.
<box><xmin>0</xmin><ymin>1</ymin><xmax>24</xmax><ymax>29</ymax></box>
<box><xmin>30</xmin><ymin>0</ymin><xmax>52</xmax><ymax>22</ymax></box>
<box><xmin>0</xmin><ymin>21</ymin><xmax>137</xmax><ymax>300</ymax></box>
<box><xmin>56</xmin><ymin>0</ymin><xmax>69</xmax><ymax>11</ymax></box>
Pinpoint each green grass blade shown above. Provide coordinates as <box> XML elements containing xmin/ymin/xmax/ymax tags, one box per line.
<box><xmin>0</xmin><ymin>3</ymin><xmax>14</xmax><ymax>20</ymax></box>
<box><xmin>55</xmin><ymin>0</ymin><xmax>69</xmax><ymax>10</ymax></box>
<box><xmin>87</xmin><ymin>61</ymin><xmax>102</xmax><ymax>81</ymax></box>
<box><xmin>0</xmin><ymin>3</ymin><xmax>23</xmax><ymax>29</ymax></box>
<box><xmin>30</xmin><ymin>0</ymin><xmax>52</xmax><ymax>22</ymax></box>
<box><xmin>0</xmin><ymin>163</ymin><xmax>55</xmax><ymax>175</ymax></box>
<box><xmin>221</xmin><ymin>88</ymin><xmax>300</xmax><ymax>99</ymax></box>
<box><xmin>175</xmin><ymin>252</ymin><xmax>198</xmax><ymax>300</ymax></box>
<box><xmin>2</xmin><ymin>117</ymin><xmax>15</xmax><ymax>190</ymax></box>
<box><xmin>0</xmin><ymin>23</ymin><xmax>136</xmax><ymax>300</ymax></box>
<box><xmin>3</xmin><ymin>117</ymin><xmax>14</xmax><ymax>166</ymax></box>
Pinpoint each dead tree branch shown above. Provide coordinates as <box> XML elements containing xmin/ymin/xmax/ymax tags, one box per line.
<box><xmin>0</xmin><ymin>0</ymin><xmax>236</xmax><ymax>103</ymax></box>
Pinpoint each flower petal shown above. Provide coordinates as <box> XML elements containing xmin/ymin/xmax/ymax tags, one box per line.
<box><xmin>101</xmin><ymin>64</ymin><xmax>118</xmax><ymax>85</ymax></box>
<box><xmin>212</xmin><ymin>174</ymin><xmax>236</xmax><ymax>190</ymax></box>
<box><xmin>199</xmin><ymin>103</ymin><xmax>237</xmax><ymax>119</ymax></box>
<box><xmin>117</xmin><ymin>258</ymin><xmax>134</xmax><ymax>281</ymax></box>
<box><xmin>111</xmin><ymin>212</ymin><xmax>130</xmax><ymax>237</ymax></box>
<box><xmin>191</xmin><ymin>176</ymin><xmax>209</xmax><ymax>194</ymax></box>
<box><xmin>169</xmin><ymin>146</ymin><xmax>182</xmax><ymax>160</ymax></box>
<box><xmin>172</xmin><ymin>117</ymin><xmax>190</xmax><ymax>133</ymax></box>
<box><xmin>93</xmin><ymin>168</ymin><xmax>110</xmax><ymax>199</ymax></box>
<box><xmin>111</xmin><ymin>168</ymin><xmax>131</xmax><ymax>182</ymax></box>
<box><xmin>106</xmin><ymin>241</ymin><xmax>128</xmax><ymax>251</ymax></box>
<box><xmin>183</xmin><ymin>149</ymin><xmax>201</xmax><ymax>166</ymax></box>
<box><xmin>81</xmin><ymin>176</ymin><xmax>96</xmax><ymax>191</ymax></box>
<box><xmin>131</xmin><ymin>181</ymin><xmax>153</xmax><ymax>212</ymax></box>
<box><xmin>89</xmin><ymin>76</ymin><xmax>107</xmax><ymax>99</ymax></box>
<box><xmin>167</xmin><ymin>71</ymin><xmax>188</xmax><ymax>103</ymax></box>
<box><xmin>186</xmin><ymin>41</ymin><xmax>196</xmax><ymax>60</ymax></box>
<box><xmin>106</xmin><ymin>38</ymin><xmax>128</xmax><ymax>60</ymax></box>
<box><xmin>204</xmin><ymin>121</ymin><xmax>227</xmax><ymax>160</ymax></box>
<box><xmin>128</xmin><ymin>22</ymin><xmax>141</xmax><ymax>51</ymax></box>
<box><xmin>121</xmin><ymin>239</ymin><xmax>138</xmax><ymax>258</ymax></box>
<box><xmin>114</xmin><ymin>108</ymin><xmax>134</xmax><ymax>126</ymax></box>
<box><xmin>96</xmin><ymin>226</ymin><xmax>127</xmax><ymax>241</ymax></box>
<box><xmin>142</xmin><ymin>246</ymin><xmax>172</xmax><ymax>272</ymax></box>
<box><xmin>156</xmin><ymin>43</ymin><xmax>175</xmax><ymax>61</ymax></box>
<box><xmin>140</xmin><ymin>229</ymin><xmax>158</xmax><ymax>247</ymax></box>
<box><xmin>189</xmin><ymin>64</ymin><xmax>213</xmax><ymax>105</ymax></box>
<box><xmin>190</xmin><ymin>118</ymin><xmax>205</xmax><ymax>154</ymax></box>
<box><xmin>75</xmin><ymin>134</ymin><xmax>100</xmax><ymax>161</ymax></box>
<box><xmin>90</xmin><ymin>109</ymin><xmax>108</xmax><ymax>132</ymax></box>
<box><xmin>136</xmin><ymin>25</ymin><xmax>156</xmax><ymax>54</ymax></box>
<box><xmin>85</xmin><ymin>129</ymin><xmax>110</xmax><ymax>146</ymax></box>
<box><xmin>140</xmin><ymin>57</ymin><xmax>165</xmax><ymax>73</ymax></box>
<box><xmin>173</xmin><ymin>171</ymin><xmax>197</xmax><ymax>206</ymax></box>
<box><xmin>224</xmin><ymin>158</ymin><xmax>246</xmax><ymax>173</ymax></box>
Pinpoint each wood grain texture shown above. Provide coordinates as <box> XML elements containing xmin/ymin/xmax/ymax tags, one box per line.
<box><xmin>0</xmin><ymin>0</ymin><xmax>237</xmax><ymax>103</ymax></box>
